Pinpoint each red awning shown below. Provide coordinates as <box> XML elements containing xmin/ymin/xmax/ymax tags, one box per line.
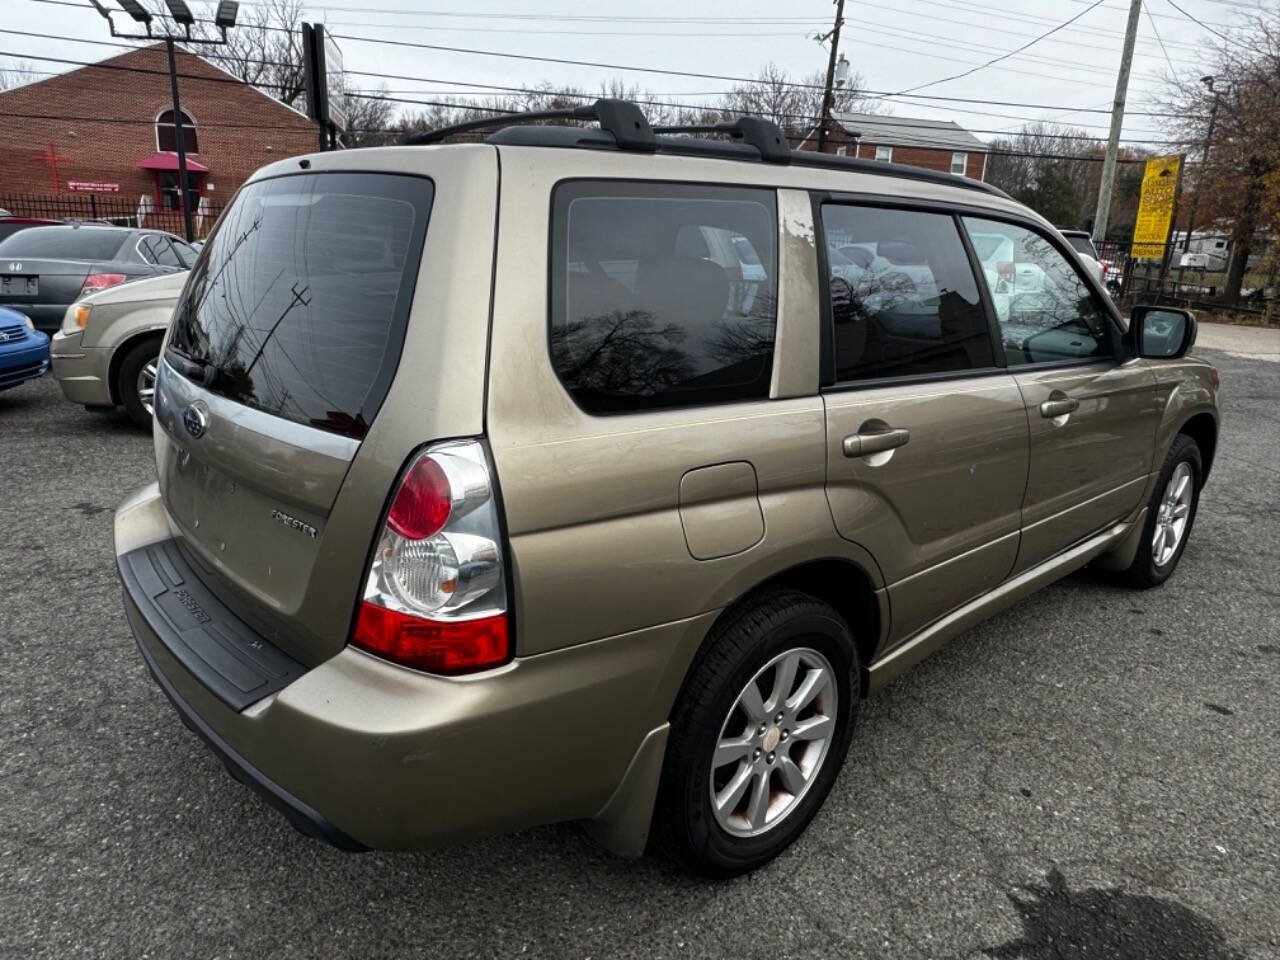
<box><xmin>136</xmin><ymin>152</ymin><xmax>209</xmax><ymax>173</ymax></box>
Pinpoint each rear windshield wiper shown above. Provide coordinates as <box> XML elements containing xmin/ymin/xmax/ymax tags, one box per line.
<box><xmin>165</xmin><ymin>346</ymin><xmax>217</xmax><ymax>387</ymax></box>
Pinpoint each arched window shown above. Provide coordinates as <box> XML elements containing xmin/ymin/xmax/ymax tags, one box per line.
<box><xmin>156</xmin><ymin>108</ymin><xmax>198</xmax><ymax>154</ymax></box>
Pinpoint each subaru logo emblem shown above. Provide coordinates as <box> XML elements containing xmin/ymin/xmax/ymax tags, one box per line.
<box><xmin>182</xmin><ymin>401</ymin><xmax>208</xmax><ymax>439</ymax></box>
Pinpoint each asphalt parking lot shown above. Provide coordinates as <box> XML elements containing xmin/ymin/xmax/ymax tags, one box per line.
<box><xmin>2</xmin><ymin>332</ymin><xmax>1276</xmax><ymax>959</ymax></box>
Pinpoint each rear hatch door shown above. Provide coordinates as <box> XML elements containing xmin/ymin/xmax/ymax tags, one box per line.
<box><xmin>154</xmin><ymin>169</ymin><xmax>441</xmax><ymax>667</ymax></box>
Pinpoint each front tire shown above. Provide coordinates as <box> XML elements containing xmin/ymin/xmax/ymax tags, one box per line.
<box><xmin>1122</xmin><ymin>434</ymin><xmax>1202</xmax><ymax>588</ymax></box>
<box><xmin>655</xmin><ymin>590</ymin><xmax>859</xmax><ymax>877</ymax></box>
<box><xmin>117</xmin><ymin>338</ymin><xmax>161</xmax><ymax>430</ymax></box>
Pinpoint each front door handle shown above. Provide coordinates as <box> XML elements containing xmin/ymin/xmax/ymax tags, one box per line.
<box><xmin>843</xmin><ymin>427</ymin><xmax>910</xmax><ymax>458</ymax></box>
<box><xmin>1039</xmin><ymin>395</ymin><xmax>1080</xmax><ymax>419</ymax></box>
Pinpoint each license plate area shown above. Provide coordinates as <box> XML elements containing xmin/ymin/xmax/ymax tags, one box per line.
<box><xmin>1</xmin><ymin>276</ymin><xmax>37</xmax><ymax>296</ymax></box>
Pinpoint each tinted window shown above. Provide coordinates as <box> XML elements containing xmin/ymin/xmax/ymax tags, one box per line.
<box><xmin>149</xmin><ymin>236</ymin><xmax>183</xmax><ymax>268</ymax></box>
<box><xmin>167</xmin><ymin>173</ymin><xmax>433</xmax><ymax>438</ymax></box>
<box><xmin>550</xmin><ymin>182</ymin><xmax>777</xmax><ymax>414</ymax></box>
<box><xmin>172</xmin><ymin>240</ymin><xmax>197</xmax><ymax>268</ymax></box>
<box><xmin>0</xmin><ymin>227</ymin><xmax>125</xmax><ymax>261</ymax></box>
<box><xmin>963</xmin><ymin>218</ymin><xmax>1112</xmax><ymax>366</ymax></box>
<box><xmin>1063</xmin><ymin>233</ymin><xmax>1099</xmax><ymax>259</ymax></box>
<box><xmin>822</xmin><ymin>205</ymin><xmax>992</xmax><ymax>382</ymax></box>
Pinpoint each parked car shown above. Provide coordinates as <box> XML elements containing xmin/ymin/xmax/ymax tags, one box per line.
<box><xmin>114</xmin><ymin>102</ymin><xmax>1219</xmax><ymax>878</ymax></box>
<box><xmin>0</xmin><ymin>224</ymin><xmax>197</xmax><ymax>336</ymax></box>
<box><xmin>0</xmin><ymin>214</ymin><xmax>62</xmax><ymax>244</ymax></box>
<box><xmin>1058</xmin><ymin>229</ymin><xmax>1109</xmax><ymax>285</ymax></box>
<box><xmin>50</xmin><ymin>270</ymin><xmax>186</xmax><ymax>428</ymax></box>
<box><xmin>0</xmin><ymin>305</ymin><xmax>50</xmax><ymax>392</ymax></box>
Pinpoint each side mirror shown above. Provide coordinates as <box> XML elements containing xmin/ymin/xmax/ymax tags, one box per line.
<box><xmin>1132</xmin><ymin>305</ymin><xmax>1196</xmax><ymax>359</ymax></box>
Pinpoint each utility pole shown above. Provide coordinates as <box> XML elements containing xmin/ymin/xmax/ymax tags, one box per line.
<box><xmin>1092</xmin><ymin>0</ymin><xmax>1143</xmax><ymax>245</ymax></box>
<box><xmin>165</xmin><ymin>37</ymin><xmax>195</xmax><ymax>243</ymax></box>
<box><xmin>816</xmin><ymin>0</ymin><xmax>846</xmax><ymax>153</ymax></box>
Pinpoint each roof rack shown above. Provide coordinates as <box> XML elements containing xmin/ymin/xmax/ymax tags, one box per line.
<box><xmin>651</xmin><ymin>117</ymin><xmax>791</xmax><ymax>164</ymax></box>
<box><xmin>404</xmin><ymin>98</ymin><xmax>1011</xmax><ymax>201</ymax></box>
<box><xmin>402</xmin><ymin>98</ymin><xmax>656</xmax><ymax>151</ymax></box>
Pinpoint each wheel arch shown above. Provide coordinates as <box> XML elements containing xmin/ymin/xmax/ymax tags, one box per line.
<box><xmin>106</xmin><ymin>328</ymin><xmax>166</xmax><ymax>405</ymax></box>
<box><xmin>675</xmin><ymin>557</ymin><xmax>886</xmax><ymax>710</ymax></box>
<box><xmin>1177</xmin><ymin>411</ymin><xmax>1218</xmax><ymax>481</ymax></box>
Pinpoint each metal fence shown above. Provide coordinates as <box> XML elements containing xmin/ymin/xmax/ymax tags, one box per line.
<box><xmin>0</xmin><ymin>193</ymin><xmax>226</xmax><ymax>240</ymax></box>
<box><xmin>1096</xmin><ymin>237</ymin><xmax>1277</xmax><ymax>314</ymax></box>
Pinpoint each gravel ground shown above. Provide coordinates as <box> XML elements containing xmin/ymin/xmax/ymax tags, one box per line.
<box><xmin>1</xmin><ymin>343</ymin><xmax>1276</xmax><ymax>960</ymax></box>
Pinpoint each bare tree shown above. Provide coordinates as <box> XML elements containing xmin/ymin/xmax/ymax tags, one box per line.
<box><xmin>342</xmin><ymin>86</ymin><xmax>397</xmax><ymax>148</ymax></box>
<box><xmin>198</xmin><ymin>0</ymin><xmax>308</xmax><ymax>108</ymax></box>
<box><xmin>0</xmin><ymin>58</ymin><xmax>40</xmax><ymax>91</ymax></box>
<box><xmin>1159</xmin><ymin>9</ymin><xmax>1280</xmax><ymax>305</ymax></box>
<box><xmin>718</xmin><ymin>63</ymin><xmax>881</xmax><ymax>142</ymax></box>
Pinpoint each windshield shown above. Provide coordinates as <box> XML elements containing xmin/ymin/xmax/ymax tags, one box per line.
<box><xmin>166</xmin><ymin>172</ymin><xmax>434</xmax><ymax>439</ymax></box>
<box><xmin>0</xmin><ymin>227</ymin><xmax>126</xmax><ymax>260</ymax></box>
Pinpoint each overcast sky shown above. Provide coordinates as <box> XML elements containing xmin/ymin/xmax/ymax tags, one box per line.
<box><xmin>2</xmin><ymin>0</ymin><xmax>1257</xmax><ymax>149</ymax></box>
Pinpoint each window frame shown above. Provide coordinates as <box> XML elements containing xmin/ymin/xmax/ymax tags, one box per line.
<box><xmin>155</xmin><ymin>107</ymin><xmax>199</xmax><ymax>155</ymax></box>
<box><xmin>812</xmin><ymin>190</ymin><xmax>1127</xmax><ymax>391</ymax></box>
<box><xmin>951</xmin><ymin>152</ymin><xmax>968</xmax><ymax>176</ymax></box>
<box><xmin>874</xmin><ymin>145</ymin><xmax>893</xmax><ymax>163</ymax></box>
<box><xmin>547</xmin><ymin>177</ymin><xmax>781</xmax><ymax>417</ymax></box>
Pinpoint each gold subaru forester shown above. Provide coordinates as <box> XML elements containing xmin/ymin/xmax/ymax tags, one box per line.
<box><xmin>115</xmin><ymin>102</ymin><xmax>1219</xmax><ymax>877</ymax></box>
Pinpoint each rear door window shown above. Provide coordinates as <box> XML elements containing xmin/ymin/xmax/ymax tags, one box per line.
<box><xmin>821</xmin><ymin>204</ymin><xmax>993</xmax><ymax>382</ymax></box>
<box><xmin>0</xmin><ymin>227</ymin><xmax>126</xmax><ymax>260</ymax></box>
<box><xmin>550</xmin><ymin>181</ymin><xmax>778</xmax><ymax>414</ymax></box>
<box><xmin>166</xmin><ymin>172</ymin><xmax>433</xmax><ymax>438</ymax></box>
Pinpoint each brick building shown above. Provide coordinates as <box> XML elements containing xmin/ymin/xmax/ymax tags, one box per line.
<box><xmin>802</xmin><ymin>111</ymin><xmax>989</xmax><ymax>181</ymax></box>
<box><xmin>0</xmin><ymin>44</ymin><xmax>317</xmax><ymax>230</ymax></box>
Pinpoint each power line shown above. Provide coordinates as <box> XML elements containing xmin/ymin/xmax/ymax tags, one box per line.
<box><xmin>1145</xmin><ymin>4</ymin><xmax>1180</xmax><ymax>74</ymax></box>
<box><xmin>890</xmin><ymin>0</ymin><xmax>1110</xmax><ymax>96</ymax></box>
<box><xmin>1165</xmin><ymin>0</ymin><xmax>1261</xmax><ymax>50</ymax></box>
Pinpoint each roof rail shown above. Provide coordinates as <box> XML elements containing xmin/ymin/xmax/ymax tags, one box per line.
<box><xmin>651</xmin><ymin>117</ymin><xmax>791</xmax><ymax>164</ymax></box>
<box><xmin>402</xmin><ymin>98</ymin><xmax>1011</xmax><ymax>201</ymax></box>
<box><xmin>401</xmin><ymin>98</ymin><xmax>656</xmax><ymax>151</ymax></box>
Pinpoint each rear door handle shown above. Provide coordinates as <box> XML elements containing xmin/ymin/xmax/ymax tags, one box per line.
<box><xmin>1039</xmin><ymin>396</ymin><xmax>1079</xmax><ymax>418</ymax></box>
<box><xmin>843</xmin><ymin>427</ymin><xmax>910</xmax><ymax>457</ymax></box>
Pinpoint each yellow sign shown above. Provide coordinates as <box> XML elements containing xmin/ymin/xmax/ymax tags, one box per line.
<box><xmin>1131</xmin><ymin>155</ymin><xmax>1182</xmax><ymax>260</ymax></box>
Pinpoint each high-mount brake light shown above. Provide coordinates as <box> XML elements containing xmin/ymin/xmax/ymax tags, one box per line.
<box><xmin>351</xmin><ymin>440</ymin><xmax>510</xmax><ymax>674</ymax></box>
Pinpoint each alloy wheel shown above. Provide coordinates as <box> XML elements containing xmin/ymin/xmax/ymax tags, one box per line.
<box><xmin>709</xmin><ymin>647</ymin><xmax>838</xmax><ymax>838</ymax></box>
<box><xmin>1153</xmin><ymin>461</ymin><xmax>1193</xmax><ymax>567</ymax></box>
<box><xmin>137</xmin><ymin>359</ymin><xmax>158</xmax><ymax>415</ymax></box>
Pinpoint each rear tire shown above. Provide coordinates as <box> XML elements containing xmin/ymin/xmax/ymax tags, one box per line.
<box><xmin>117</xmin><ymin>338</ymin><xmax>161</xmax><ymax>431</ymax></box>
<box><xmin>655</xmin><ymin>590</ymin><xmax>859</xmax><ymax>878</ymax></box>
<box><xmin>1122</xmin><ymin>434</ymin><xmax>1202</xmax><ymax>588</ymax></box>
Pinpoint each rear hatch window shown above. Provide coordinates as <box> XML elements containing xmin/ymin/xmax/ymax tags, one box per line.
<box><xmin>1063</xmin><ymin>234</ymin><xmax>1098</xmax><ymax>259</ymax></box>
<box><xmin>166</xmin><ymin>172</ymin><xmax>433</xmax><ymax>439</ymax></box>
<box><xmin>0</xmin><ymin>227</ymin><xmax>126</xmax><ymax>260</ymax></box>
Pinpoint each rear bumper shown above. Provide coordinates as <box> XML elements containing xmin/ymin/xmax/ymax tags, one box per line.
<box><xmin>115</xmin><ymin>483</ymin><xmax>706</xmax><ymax>853</ymax></box>
<box><xmin>51</xmin><ymin>330</ymin><xmax>113</xmax><ymax>406</ymax></box>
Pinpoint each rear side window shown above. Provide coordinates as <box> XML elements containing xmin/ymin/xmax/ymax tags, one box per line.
<box><xmin>167</xmin><ymin>173</ymin><xmax>433</xmax><ymax>438</ymax></box>
<box><xmin>0</xmin><ymin>227</ymin><xmax>125</xmax><ymax>261</ymax></box>
<box><xmin>821</xmin><ymin>204</ymin><xmax>992</xmax><ymax>383</ymax></box>
<box><xmin>1063</xmin><ymin>233</ymin><xmax>1099</xmax><ymax>259</ymax></box>
<box><xmin>550</xmin><ymin>181</ymin><xmax>777</xmax><ymax>415</ymax></box>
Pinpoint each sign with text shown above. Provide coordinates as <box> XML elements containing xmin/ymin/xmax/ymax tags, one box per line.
<box><xmin>68</xmin><ymin>182</ymin><xmax>121</xmax><ymax>193</ymax></box>
<box><xmin>1131</xmin><ymin>155</ymin><xmax>1182</xmax><ymax>260</ymax></box>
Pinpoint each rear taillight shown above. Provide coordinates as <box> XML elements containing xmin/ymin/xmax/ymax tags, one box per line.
<box><xmin>79</xmin><ymin>273</ymin><xmax>126</xmax><ymax>297</ymax></box>
<box><xmin>352</xmin><ymin>440</ymin><xmax>510</xmax><ymax>674</ymax></box>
